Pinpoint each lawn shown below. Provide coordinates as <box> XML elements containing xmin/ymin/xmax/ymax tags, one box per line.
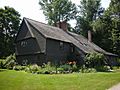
<box><xmin>0</xmin><ymin>70</ymin><xmax>120</xmax><ymax>90</ymax></box>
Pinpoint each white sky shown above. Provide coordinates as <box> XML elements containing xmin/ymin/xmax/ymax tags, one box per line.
<box><xmin>0</xmin><ymin>0</ymin><xmax>110</xmax><ymax>26</ymax></box>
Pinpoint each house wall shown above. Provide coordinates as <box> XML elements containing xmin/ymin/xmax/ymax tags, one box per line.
<box><xmin>16</xmin><ymin>38</ymin><xmax>40</xmax><ymax>55</ymax></box>
<box><xmin>16</xmin><ymin>20</ymin><xmax>33</xmax><ymax>41</ymax></box>
<box><xmin>15</xmin><ymin>20</ymin><xmax>47</xmax><ymax>65</ymax></box>
<box><xmin>74</xmin><ymin>47</ymin><xmax>85</xmax><ymax>65</ymax></box>
<box><xmin>16</xmin><ymin>53</ymin><xmax>45</xmax><ymax>65</ymax></box>
<box><xmin>30</xmin><ymin>25</ymin><xmax>46</xmax><ymax>53</ymax></box>
<box><xmin>46</xmin><ymin>39</ymin><xmax>70</xmax><ymax>64</ymax></box>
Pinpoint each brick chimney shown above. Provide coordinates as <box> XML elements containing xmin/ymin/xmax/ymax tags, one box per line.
<box><xmin>56</xmin><ymin>21</ymin><xmax>67</xmax><ymax>31</ymax></box>
<box><xmin>88</xmin><ymin>30</ymin><xmax>92</xmax><ymax>42</ymax></box>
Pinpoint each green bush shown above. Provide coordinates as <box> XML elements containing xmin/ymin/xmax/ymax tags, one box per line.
<box><xmin>84</xmin><ymin>52</ymin><xmax>112</xmax><ymax>72</ymax></box>
<box><xmin>1</xmin><ymin>54</ymin><xmax>16</xmax><ymax>69</ymax></box>
<box><xmin>42</xmin><ymin>62</ymin><xmax>56</xmax><ymax>74</ymax></box>
<box><xmin>0</xmin><ymin>60</ymin><xmax>6</xmax><ymax>69</ymax></box>
<box><xmin>116</xmin><ymin>58</ymin><xmax>120</xmax><ymax>66</ymax></box>
<box><xmin>72</xmin><ymin>62</ymin><xmax>79</xmax><ymax>72</ymax></box>
<box><xmin>84</xmin><ymin>52</ymin><xmax>108</xmax><ymax>72</ymax></box>
<box><xmin>60</xmin><ymin>64</ymin><xmax>72</xmax><ymax>71</ymax></box>
<box><xmin>80</xmin><ymin>68</ymin><xmax>96</xmax><ymax>73</ymax></box>
<box><xmin>13</xmin><ymin>65</ymin><xmax>26</xmax><ymax>71</ymax></box>
<box><xmin>95</xmin><ymin>65</ymin><xmax>111</xmax><ymax>72</ymax></box>
<box><xmin>25</xmin><ymin>67</ymin><xmax>31</xmax><ymax>73</ymax></box>
<box><xmin>57</xmin><ymin>67</ymin><xmax>64</xmax><ymax>73</ymax></box>
<box><xmin>24</xmin><ymin>63</ymin><xmax>55</xmax><ymax>74</ymax></box>
<box><xmin>80</xmin><ymin>65</ymin><xmax>96</xmax><ymax>73</ymax></box>
<box><xmin>85</xmin><ymin>52</ymin><xmax>106</xmax><ymax>68</ymax></box>
<box><xmin>25</xmin><ymin>64</ymin><xmax>41</xmax><ymax>73</ymax></box>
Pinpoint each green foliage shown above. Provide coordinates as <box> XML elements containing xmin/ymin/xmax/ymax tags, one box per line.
<box><xmin>95</xmin><ymin>65</ymin><xmax>111</xmax><ymax>72</ymax></box>
<box><xmin>72</xmin><ymin>62</ymin><xmax>79</xmax><ymax>72</ymax></box>
<box><xmin>60</xmin><ymin>64</ymin><xmax>72</xmax><ymax>71</ymax></box>
<box><xmin>92</xmin><ymin>0</ymin><xmax>120</xmax><ymax>56</ymax></box>
<box><xmin>0</xmin><ymin>6</ymin><xmax>21</xmax><ymax>57</ymax></box>
<box><xmin>0</xmin><ymin>59</ymin><xmax>6</xmax><ymax>69</ymax></box>
<box><xmin>24</xmin><ymin>62</ymin><xmax>56</xmax><ymax>74</ymax></box>
<box><xmin>84</xmin><ymin>52</ymin><xmax>108</xmax><ymax>71</ymax></box>
<box><xmin>39</xmin><ymin>0</ymin><xmax>77</xmax><ymax>25</ymax></box>
<box><xmin>75</xmin><ymin>0</ymin><xmax>101</xmax><ymax>36</ymax></box>
<box><xmin>13</xmin><ymin>65</ymin><xmax>26</xmax><ymax>71</ymax></box>
<box><xmin>2</xmin><ymin>54</ymin><xmax>16</xmax><ymax>69</ymax></box>
<box><xmin>85</xmin><ymin>52</ymin><xmax>106</xmax><ymax>67</ymax></box>
<box><xmin>116</xmin><ymin>58</ymin><xmax>120</xmax><ymax>66</ymax></box>
<box><xmin>42</xmin><ymin>62</ymin><xmax>56</xmax><ymax>74</ymax></box>
<box><xmin>24</xmin><ymin>64</ymin><xmax>41</xmax><ymax>73</ymax></box>
<box><xmin>57</xmin><ymin>67</ymin><xmax>64</xmax><ymax>73</ymax></box>
<box><xmin>80</xmin><ymin>67</ymin><xmax>96</xmax><ymax>73</ymax></box>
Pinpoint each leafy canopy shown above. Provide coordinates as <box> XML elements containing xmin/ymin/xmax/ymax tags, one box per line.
<box><xmin>93</xmin><ymin>0</ymin><xmax>120</xmax><ymax>56</ymax></box>
<box><xmin>75</xmin><ymin>0</ymin><xmax>101</xmax><ymax>36</ymax></box>
<box><xmin>0</xmin><ymin>6</ymin><xmax>21</xmax><ymax>57</ymax></box>
<box><xmin>39</xmin><ymin>0</ymin><xmax>77</xmax><ymax>25</ymax></box>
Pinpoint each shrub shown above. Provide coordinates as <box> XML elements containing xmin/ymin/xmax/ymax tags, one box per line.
<box><xmin>60</xmin><ymin>64</ymin><xmax>72</xmax><ymax>71</ymax></box>
<box><xmin>2</xmin><ymin>54</ymin><xmax>16</xmax><ymax>69</ymax></box>
<box><xmin>95</xmin><ymin>65</ymin><xmax>111</xmax><ymax>72</ymax></box>
<box><xmin>84</xmin><ymin>52</ymin><xmax>108</xmax><ymax>72</ymax></box>
<box><xmin>80</xmin><ymin>68</ymin><xmax>96</xmax><ymax>73</ymax></box>
<box><xmin>72</xmin><ymin>62</ymin><xmax>79</xmax><ymax>72</ymax></box>
<box><xmin>0</xmin><ymin>60</ymin><xmax>6</xmax><ymax>69</ymax></box>
<box><xmin>42</xmin><ymin>62</ymin><xmax>56</xmax><ymax>74</ymax></box>
<box><xmin>25</xmin><ymin>67</ymin><xmax>31</xmax><ymax>73</ymax></box>
<box><xmin>116</xmin><ymin>58</ymin><xmax>120</xmax><ymax>66</ymax></box>
<box><xmin>57</xmin><ymin>68</ymin><xmax>64</xmax><ymax>73</ymax></box>
<box><xmin>13</xmin><ymin>65</ymin><xmax>26</xmax><ymax>71</ymax></box>
<box><xmin>84</xmin><ymin>52</ymin><xmax>111</xmax><ymax>72</ymax></box>
<box><xmin>25</xmin><ymin>64</ymin><xmax>41</xmax><ymax>73</ymax></box>
<box><xmin>85</xmin><ymin>52</ymin><xmax>106</xmax><ymax>68</ymax></box>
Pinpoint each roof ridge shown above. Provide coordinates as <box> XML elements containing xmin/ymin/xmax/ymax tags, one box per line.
<box><xmin>23</xmin><ymin>17</ymin><xmax>68</xmax><ymax>32</ymax></box>
<box><xmin>24</xmin><ymin>17</ymin><xmax>47</xmax><ymax>25</ymax></box>
<box><xmin>23</xmin><ymin>18</ymin><xmax>35</xmax><ymax>37</ymax></box>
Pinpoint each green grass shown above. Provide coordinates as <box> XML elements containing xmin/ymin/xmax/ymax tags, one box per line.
<box><xmin>0</xmin><ymin>70</ymin><xmax>120</xmax><ymax>90</ymax></box>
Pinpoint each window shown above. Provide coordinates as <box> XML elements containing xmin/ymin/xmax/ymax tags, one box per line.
<box><xmin>21</xmin><ymin>41</ymin><xmax>27</xmax><ymax>47</ymax></box>
<box><xmin>71</xmin><ymin>46</ymin><xmax>74</xmax><ymax>52</ymax></box>
<box><xmin>83</xmin><ymin>43</ymin><xmax>87</xmax><ymax>46</ymax></box>
<box><xmin>60</xmin><ymin>42</ymin><xmax>64</xmax><ymax>49</ymax></box>
<box><xmin>71</xmin><ymin>44</ymin><xmax>74</xmax><ymax>53</ymax></box>
<box><xmin>22</xmin><ymin>59</ymin><xmax>28</xmax><ymax>65</ymax></box>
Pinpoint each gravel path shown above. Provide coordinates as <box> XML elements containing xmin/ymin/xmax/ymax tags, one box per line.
<box><xmin>108</xmin><ymin>83</ymin><xmax>120</xmax><ymax>90</ymax></box>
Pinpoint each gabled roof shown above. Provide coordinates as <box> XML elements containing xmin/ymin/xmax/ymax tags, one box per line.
<box><xmin>67</xmin><ymin>32</ymin><xmax>117</xmax><ymax>56</ymax></box>
<box><xmin>26</xmin><ymin>18</ymin><xmax>71</xmax><ymax>43</ymax></box>
<box><xmin>19</xmin><ymin>17</ymin><xmax>117</xmax><ymax>56</ymax></box>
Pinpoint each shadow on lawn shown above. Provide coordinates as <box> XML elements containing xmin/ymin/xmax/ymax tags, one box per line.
<box><xmin>0</xmin><ymin>69</ymin><xmax>7</xmax><ymax>72</ymax></box>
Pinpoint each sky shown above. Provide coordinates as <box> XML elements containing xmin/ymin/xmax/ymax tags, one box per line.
<box><xmin>0</xmin><ymin>0</ymin><xmax>110</xmax><ymax>26</ymax></box>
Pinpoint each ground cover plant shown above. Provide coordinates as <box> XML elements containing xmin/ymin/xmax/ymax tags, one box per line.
<box><xmin>0</xmin><ymin>70</ymin><xmax>120</xmax><ymax>90</ymax></box>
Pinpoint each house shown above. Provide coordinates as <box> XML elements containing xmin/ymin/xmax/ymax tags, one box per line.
<box><xmin>15</xmin><ymin>18</ymin><xmax>117</xmax><ymax>66</ymax></box>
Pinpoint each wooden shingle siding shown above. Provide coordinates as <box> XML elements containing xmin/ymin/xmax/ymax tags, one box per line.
<box><xmin>16</xmin><ymin>38</ymin><xmax>40</xmax><ymax>55</ymax></box>
<box><xmin>46</xmin><ymin>39</ymin><xmax>70</xmax><ymax>64</ymax></box>
<box><xmin>15</xmin><ymin>17</ymin><xmax>117</xmax><ymax>66</ymax></box>
<box><xmin>16</xmin><ymin>53</ymin><xmax>45</xmax><ymax>65</ymax></box>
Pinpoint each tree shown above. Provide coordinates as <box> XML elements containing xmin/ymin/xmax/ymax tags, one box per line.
<box><xmin>0</xmin><ymin>6</ymin><xmax>21</xmax><ymax>58</ymax></box>
<box><xmin>39</xmin><ymin>0</ymin><xmax>77</xmax><ymax>25</ymax></box>
<box><xmin>92</xmin><ymin>14</ymin><xmax>113</xmax><ymax>52</ymax></box>
<box><xmin>76</xmin><ymin>0</ymin><xmax>101</xmax><ymax>40</ymax></box>
<box><xmin>93</xmin><ymin>0</ymin><xmax>120</xmax><ymax>56</ymax></box>
<box><xmin>108</xmin><ymin>0</ymin><xmax>120</xmax><ymax>56</ymax></box>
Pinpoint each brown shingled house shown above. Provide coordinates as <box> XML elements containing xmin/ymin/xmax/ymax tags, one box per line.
<box><xmin>15</xmin><ymin>18</ymin><xmax>117</xmax><ymax>66</ymax></box>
